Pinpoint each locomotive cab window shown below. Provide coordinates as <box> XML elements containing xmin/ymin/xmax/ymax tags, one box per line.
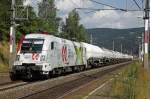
<box><xmin>21</xmin><ymin>39</ymin><xmax>44</xmax><ymax>53</ymax></box>
<box><xmin>51</xmin><ymin>42</ymin><xmax>54</xmax><ymax>50</ymax></box>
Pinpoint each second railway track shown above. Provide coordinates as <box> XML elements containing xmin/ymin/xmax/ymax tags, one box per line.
<box><xmin>0</xmin><ymin>81</ymin><xmax>30</xmax><ymax>91</ymax></box>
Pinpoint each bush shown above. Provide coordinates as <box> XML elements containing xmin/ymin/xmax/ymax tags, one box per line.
<box><xmin>0</xmin><ymin>42</ymin><xmax>9</xmax><ymax>73</ymax></box>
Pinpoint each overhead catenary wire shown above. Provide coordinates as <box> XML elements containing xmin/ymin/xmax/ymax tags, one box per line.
<box><xmin>75</xmin><ymin>0</ymin><xmax>145</xmax><ymax>13</ymax></box>
<box><xmin>88</xmin><ymin>0</ymin><xmax>127</xmax><ymax>11</ymax></box>
<box><xmin>70</xmin><ymin>0</ymin><xmax>80</xmax><ymax>7</ymax></box>
<box><xmin>75</xmin><ymin>7</ymin><xmax>143</xmax><ymax>12</ymax></box>
<box><xmin>141</xmin><ymin>0</ymin><xmax>144</xmax><ymax>9</ymax></box>
<box><xmin>126</xmin><ymin>0</ymin><xmax>128</xmax><ymax>10</ymax></box>
<box><xmin>132</xmin><ymin>0</ymin><xmax>141</xmax><ymax>9</ymax></box>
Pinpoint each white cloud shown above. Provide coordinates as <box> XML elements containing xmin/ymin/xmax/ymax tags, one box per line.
<box><xmin>55</xmin><ymin>0</ymin><xmax>92</xmax><ymax>12</ymax></box>
<box><xmin>23</xmin><ymin>0</ymin><xmax>42</xmax><ymax>6</ymax></box>
<box><xmin>55</xmin><ymin>0</ymin><xmax>143</xmax><ymax>29</ymax></box>
<box><xmin>80</xmin><ymin>7</ymin><xmax>144</xmax><ymax>29</ymax></box>
<box><xmin>23</xmin><ymin>0</ymin><xmax>31</xmax><ymax>6</ymax></box>
<box><xmin>55</xmin><ymin>0</ymin><xmax>92</xmax><ymax>21</ymax></box>
<box><xmin>23</xmin><ymin>0</ymin><xmax>42</xmax><ymax>15</ymax></box>
<box><xmin>23</xmin><ymin>0</ymin><xmax>144</xmax><ymax>29</ymax></box>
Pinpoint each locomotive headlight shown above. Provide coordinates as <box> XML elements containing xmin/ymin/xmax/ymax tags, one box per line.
<box><xmin>40</xmin><ymin>55</ymin><xmax>46</xmax><ymax>61</ymax></box>
<box><xmin>16</xmin><ymin>55</ymin><xmax>20</xmax><ymax>61</ymax></box>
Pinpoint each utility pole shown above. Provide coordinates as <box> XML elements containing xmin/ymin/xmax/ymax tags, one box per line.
<box><xmin>139</xmin><ymin>41</ymin><xmax>141</xmax><ymax>60</ymax></box>
<box><xmin>9</xmin><ymin>0</ymin><xmax>29</xmax><ymax>70</ymax></box>
<box><xmin>143</xmin><ymin>0</ymin><xmax>149</xmax><ymax>69</ymax></box>
<box><xmin>130</xmin><ymin>49</ymin><xmax>133</xmax><ymax>56</ymax></box>
<box><xmin>9</xmin><ymin>0</ymin><xmax>16</xmax><ymax>70</ymax></box>
<box><xmin>121</xmin><ymin>43</ymin><xmax>122</xmax><ymax>53</ymax></box>
<box><xmin>90</xmin><ymin>34</ymin><xmax>93</xmax><ymax>44</ymax></box>
<box><xmin>137</xmin><ymin>36</ymin><xmax>142</xmax><ymax>60</ymax></box>
<box><xmin>141</xmin><ymin>33</ymin><xmax>144</xmax><ymax>62</ymax></box>
<box><xmin>38</xmin><ymin>0</ymin><xmax>51</xmax><ymax>20</ymax></box>
<box><xmin>113</xmin><ymin>40</ymin><xmax>114</xmax><ymax>51</ymax></box>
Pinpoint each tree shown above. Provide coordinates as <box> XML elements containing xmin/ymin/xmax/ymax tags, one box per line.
<box><xmin>16</xmin><ymin>6</ymin><xmax>38</xmax><ymax>41</ymax></box>
<box><xmin>0</xmin><ymin>0</ymin><xmax>11</xmax><ymax>41</ymax></box>
<box><xmin>78</xmin><ymin>25</ymin><xmax>88</xmax><ymax>42</ymax></box>
<box><xmin>16</xmin><ymin>0</ymin><xmax>60</xmax><ymax>41</ymax></box>
<box><xmin>0</xmin><ymin>0</ymin><xmax>39</xmax><ymax>41</ymax></box>
<box><xmin>38</xmin><ymin>0</ymin><xmax>59</xmax><ymax>34</ymax></box>
<box><xmin>62</xmin><ymin>9</ymin><xmax>88</xmax><ymax>42</ymax></box>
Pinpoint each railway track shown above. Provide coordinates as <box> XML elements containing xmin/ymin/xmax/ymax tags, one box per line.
<box><xmin>0</xmin><ymin>81</ymin><xmax>30</xmax><ymax>91</ymax></box>
<box><xmin>0</xmin><ymin>81</ymin><xmax>21</xmax><ymax>87</ymax></box>
<box><xmin>17</xmin><ymin>62</ymin><xmax>132</xmax><ymax>99</ymax></box>
<box><xmin>0</xmin><ymin>62</ymin><xmax>132</xmax><ymax>99</ymax></box>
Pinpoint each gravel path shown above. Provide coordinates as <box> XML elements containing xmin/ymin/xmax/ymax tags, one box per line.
<box><xmin>0</xmin><ymin>73</ymin><xmax>11</xmax><ymax>85</ymax></box>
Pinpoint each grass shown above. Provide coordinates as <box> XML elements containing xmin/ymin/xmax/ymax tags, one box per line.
<box><xmin>75</xmin><ymin>95</ymin><xmax>83</xmax><ymax>99</ymax></box>
<box><xmin>0</xmin><ymin>42</ymin><xmax>9</xmax><ymax>73</ymax></box>
<box><xmin>111</xmin><ymin>61</ymin><xmax>150</xmax><ymax>99</ymax></box>
<box><xmin>135</xmin><ymin>67</ymin><xmax>150</xmax><ymax>99</ymax></box>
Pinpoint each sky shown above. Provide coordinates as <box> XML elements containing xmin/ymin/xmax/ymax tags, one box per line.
<box><xmin>24</xmin><ymin>0</ymin><xmax>144</xmax><ymax>29</ymax></box>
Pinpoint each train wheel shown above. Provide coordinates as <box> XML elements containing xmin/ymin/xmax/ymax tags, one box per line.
<box><xmin>76</xmin><ymin>66</ymin><xmax>81</xmax><ymax>72</ymax></box>
<box><xmin>42</xmin><ymin>74</ymin><xmax>49</xmax><ymax>80</ymax></box>
<box><xmin>52</xmin><ymin>68</ymin><xmax>62</xmax><ymax>77</ymax></box>
<box><xmin>80</xmin><ymin>65</ymin><xmax>85</xmax><ymax>71</ymax></box>
<box><xmin>57</xmin><ymin>69</ymin><xmax>62</xmax><ymax>75</ymax></box>
<box><xmin>10</xmin><ymin>72</ymin><xmax>18</xmax><ymax>81</ymax></box>
<box><xmin>26</xmin><ymin>68</ymin><xmax>33</xmax><ymax>80</ymax></box>
<box><xmin>72</xmin><ymin>66</ymin><xmax>79</xmax><ymax>72</ymax></box>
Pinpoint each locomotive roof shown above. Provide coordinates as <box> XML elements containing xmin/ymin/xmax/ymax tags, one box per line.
<box><xmin>25</xmin><ymin>33</ymin><xmax>53</xmax><ymax>39</ymax></box>
<box><xmin>25</xmin><ymin>33</ymin><xmax>80</xmax><ymax>44</ymax></box>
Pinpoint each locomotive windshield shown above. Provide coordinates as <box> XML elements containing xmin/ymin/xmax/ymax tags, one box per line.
<box><xmin>21</xmin><ymin>39</ymin><xmax>44</xmax><ymax>53</ymax></box>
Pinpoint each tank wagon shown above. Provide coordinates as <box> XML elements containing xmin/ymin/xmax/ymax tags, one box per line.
<box><xmin>10</xmin><ymin>33</ymin><xmax>133</xmax><ymax>80</ymax></box>
<box><xmin>81</xmin><ymin>42</ymin><xmax>104</xmax><ymax>68</ymax></box>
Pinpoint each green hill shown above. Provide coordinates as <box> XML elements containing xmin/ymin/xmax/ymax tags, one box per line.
<box><xmin>86</xmin><ymin>27</ymin><xmax>144</xmax><ymax>55</ymax></box>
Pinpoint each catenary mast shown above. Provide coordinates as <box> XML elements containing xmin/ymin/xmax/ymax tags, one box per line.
<box><xmin>143</xmin><ymin>0</ymin><xmax>149</xmax><ymax>69</ymax></box>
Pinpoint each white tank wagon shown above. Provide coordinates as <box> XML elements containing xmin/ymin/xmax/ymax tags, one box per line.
<box><xmin>123</xmin><ymin>54</ymin><xmax>133</xmax><ymax>61</ymax></box>
<box><xmin>108</xmin><ymin>51</ymin><xmax>119</xmax><ymax>64</ymax></box>
<box><xmin>114</xmin><ymin>52</ymin><xmax>132</xmax><ymax>63</ymax></box>
<box><xmin>10</xmin><ymin>34</ymin><xmax>86</xmax><ymax>80</ymax></box>
<box><xmin>101</xmin><ymin>48</ymin><xmax>115</xmax><ymax>65</ymax></box>
<box><xmin>100</xmin><ymin>49</ymin><xmax>132</xmax><ymax>65</ymax></box>
<box><xmin>112</xmin><ymin>51</ymin><xmax>122</xmax><ymax>63</ymax></box>
<box><xmin>81</xmin><ymin>42</ymin><xmax>104</xmax><ymax>67</ymax></box>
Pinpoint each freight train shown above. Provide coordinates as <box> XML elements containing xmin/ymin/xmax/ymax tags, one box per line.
<box><xmin>10</xmin><ymin>33</ymin><xmax>133</xmax><ymax>80</ymax></box>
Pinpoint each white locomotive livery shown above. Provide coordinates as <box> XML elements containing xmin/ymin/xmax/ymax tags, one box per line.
<box><xmin>10</xmin><ymin>33</ymin><xmax>133</xmax><ymax>80</ymax></box>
